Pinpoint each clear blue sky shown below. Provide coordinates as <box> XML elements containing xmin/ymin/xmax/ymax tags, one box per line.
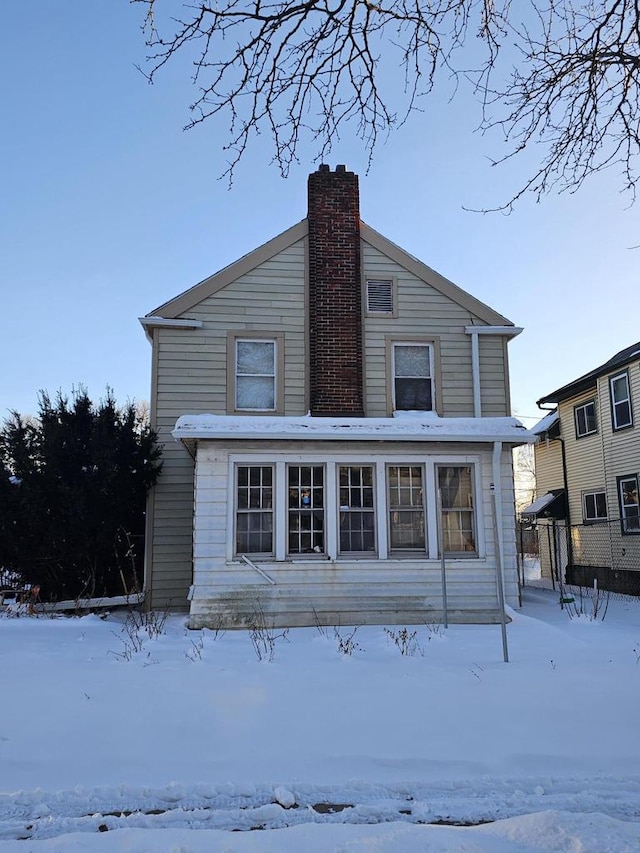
<box><xmin>2</xmin><ymin>1</ymin><xmax>638</xmax><ymax>427</ymax></box>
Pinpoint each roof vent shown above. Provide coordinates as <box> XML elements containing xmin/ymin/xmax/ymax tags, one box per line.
<box><xmin>366</xmin><ymin>279</ymin><xmax>393</xmax><ymax>314</ymax></box>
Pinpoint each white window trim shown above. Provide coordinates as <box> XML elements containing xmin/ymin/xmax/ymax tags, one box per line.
<box><xmin>226</xmin><ymin>331</ymin><xmax>285</xmax><ymax>415</ymax></box>
<box><xmin>337</xmin><ymin>464</ymin><xmax>377</xmax><ymax>557</ymax></box>
<box><xmin>391</xmin><ymin>342</ymin><xmax>435</xmax><ymax>412</ymax></box>
<box><xmin>574</xmin><ymin>400</ymin><xmax>597</xmax><ymax>438</ymax></box>
<box><xmin>610</xmin><ymin>371</ymin><xmax>633</xmax><ymax>431</ymax></box>
<box><xmin>618</xmin><ymin>474</ymin><xmax>640</xmax><ymax>535</ymax></box>
<box><xmin>227</xmin><ymin>452</ymin><xmax>484</xmax><ymax>562</ymax></box>
<box><xmin>233</xmin><ymin>463</ymin><xmax>275</xmax><ymax>556</ymax></box>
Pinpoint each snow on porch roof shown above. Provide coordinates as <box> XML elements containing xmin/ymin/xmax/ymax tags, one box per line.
<box><xmin>172</xmin><ymin>413</ymin><xmax>534</xmax><ymax>444</ymax></box>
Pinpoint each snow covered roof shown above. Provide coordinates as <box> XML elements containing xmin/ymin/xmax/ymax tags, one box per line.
<box><xmin>172</xmin><ymin>413</ymin><xmax>533</xmax><ymax>445</ymax></box>
<box><xmin>520</xmin><ymin>490</ymin><xmax>566</xmax><ymax>519</ymax></box>
<box><xmin>530</xmin><ymin>410</ymin><xmax>559</xmax><ymax>437</ymax></box>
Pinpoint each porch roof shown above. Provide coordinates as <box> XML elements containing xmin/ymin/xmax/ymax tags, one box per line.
<box><xmin>172</xmin><ymin>413</ymin><xmax>533</xmax><ymax>445</ymax></box>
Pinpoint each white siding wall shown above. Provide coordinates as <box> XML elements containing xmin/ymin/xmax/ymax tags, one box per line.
<box><xmin>188</xmin><ymin>439</ymin><xmax>518</xmax><ymax>628</ymax></box>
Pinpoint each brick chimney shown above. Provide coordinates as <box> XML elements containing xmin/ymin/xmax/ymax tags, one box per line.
<box><xmin>307</xmin><ymin>165</ymin><xmax>364</xmax><ymax>417</ymax></box>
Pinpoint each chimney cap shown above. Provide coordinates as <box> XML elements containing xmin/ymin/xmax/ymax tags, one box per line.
<box><xmin>315</xmin><ymin>164</ymin><xmax>350</xmax><ymax>173</ymax></box>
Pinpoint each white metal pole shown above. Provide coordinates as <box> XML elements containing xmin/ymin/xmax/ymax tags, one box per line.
<box><xmin>436</xmin><ymin>486</ymin><xmax>449</xmax><ymax>628</ymax></box>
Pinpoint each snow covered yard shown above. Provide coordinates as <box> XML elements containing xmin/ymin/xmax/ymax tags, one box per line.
<box><xmin>0</xmin><ymin>587</ymin><xmax>639</xmax><ymax>851</ymax></box>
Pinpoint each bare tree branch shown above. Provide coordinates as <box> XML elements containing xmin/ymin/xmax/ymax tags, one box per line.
<box><xmin>132</xmin><ymin>0</ymin><xmax>640</xmax><ymax>205</ymax></box>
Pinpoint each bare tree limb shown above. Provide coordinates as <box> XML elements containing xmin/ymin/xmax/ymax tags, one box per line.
<box><xmin>132</xmin><ymin>0</ymin><xmax>640</xmax><ymax>206</ymax></box>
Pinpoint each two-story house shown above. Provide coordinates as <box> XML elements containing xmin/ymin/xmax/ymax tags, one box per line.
<box><xmin>140</xmin><ymin>166</ymin><xmax>530</xmax><ymax>629</ymax></box>
<box><xmin>529</xmin><ymin>342</ymin><xmax>640</xmax><ymax>593</ymax></box>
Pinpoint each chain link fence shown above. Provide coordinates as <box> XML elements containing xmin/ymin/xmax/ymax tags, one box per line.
<box><xmin>518</xmin><ymin>518</ymin><xmax>640</xmax><ymax>598</ymax></box>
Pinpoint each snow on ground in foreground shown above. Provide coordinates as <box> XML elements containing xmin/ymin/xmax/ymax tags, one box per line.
<box><xmin>0</xmin><ymin>587</ymin><xmax>639</xmax><ymax>851</ymax></box>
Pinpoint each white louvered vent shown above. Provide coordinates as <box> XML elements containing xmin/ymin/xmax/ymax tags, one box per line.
<box><xmin>366</xmin><ymin>279</ymin><xmax>393</xmax><ymax>314</ymax></box>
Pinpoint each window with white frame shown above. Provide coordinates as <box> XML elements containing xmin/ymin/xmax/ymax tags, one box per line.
<box><xmin>387</xmin><ymin>465</ymin><xmax>426</xmax><ymax>551</ymax></box>
<box><xmin>338</xmin><ymin>465</ymin><xmax>376</xmax><ymax>553</ymax></box>
<box><xmin>288</xmin><ymin>465</ymin><xmax>325</xmax><ymax>554</ymax></box>
<box><xmin>618</xmin><ymin>475</ymin><xmax>639</xmax><ymax>534</ymax></box>
<box><xmin>437</xmin><ymin>466</ymin><xmax>477</xmax><ymax>555</ymax></box>
<box><xmin>392</xmin><ymin>344</ymin><xmax>434</xmax><ymax>411</ymax></box>
<box><xmin>235</xmin><ymin>339</ymin><xmax>276</xmax><ymax>411</ymax></box>
<box><xmin>610</xmin><ymin>372</ymin><xmax>633</xmax><ymax>430</ymax></box>
<box><xmin>574</xmin><ymin>400</ymin><xmax>597</xmax><ymax>438</ymax></box>
<box><xmin>582</xmin><ymin>490</ymin><xmax>607</xmax><ymax>522</ymax></box>
<box><xmin>235</xmin><ymin>465</ymin><xmax>274</xmax><ymax>554</ymax></box>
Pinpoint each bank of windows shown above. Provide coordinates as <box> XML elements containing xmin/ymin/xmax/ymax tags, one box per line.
<box><xmin>609</xmin><ymin>371</ymin><xmax>633</xmax><ymax>431</ymax></box>
<box><xmin>235</xmin><ymin>462</ymin><xmax>477</xmax><ymax>558</ymax></box>
<box><xmin>574</xmin><ymin>400</ymin><xmax>597</xmax><ymax>438</ymax></box>
<box><xmin>582</xmin><ymin>490</ymin><xmax>607</xmax><ymax>523</ymax></box>
<box><xmin>618</xmin><ymin>474</ymin><xmax>639</xmax><ymax>534</ymax></box>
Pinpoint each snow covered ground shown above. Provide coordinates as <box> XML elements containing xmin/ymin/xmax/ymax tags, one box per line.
<box><xmin>0</xmin><ymin>586</ymin><xmax>639</xmax><ymax>851</ymax></box>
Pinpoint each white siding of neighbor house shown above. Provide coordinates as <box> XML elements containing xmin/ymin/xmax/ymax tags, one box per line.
<box><xmin>362</xmin><ymin>241</ymin><xmax>510</xmax><ymax>418</ymax></box>
<box><xmin>187</xmin><ymin>439</ymin><xmax>518</xmax><ymax>629</ymax></box>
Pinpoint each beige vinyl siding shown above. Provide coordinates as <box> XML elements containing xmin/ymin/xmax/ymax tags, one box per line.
<box><xmin>188</xmin><ymin>439</ymin><xmax>519</xmax><ymax>628</ymax></box>
<box><xmin>598</xmin><ymin>364</ymin><xmax>640</xmax><ymax>478</ymax></box>
<box><xmin>362</xmin><ymin>241</ymin><xmax>509</xmax><ymax>417</ymax></box>
<box><xmin>147</xmin><ymin>240</ymin><xmax>307</xmax><ymax>609</ymax></box>
<box><xmin>557</xmin><ymin>389</ymin><xmax>605</xmax><ymax>524</ymax></box>
<box><xmin>533</xmin><ymin>439</ymin><xmax>564</xmax><ymax>497</ymax></box>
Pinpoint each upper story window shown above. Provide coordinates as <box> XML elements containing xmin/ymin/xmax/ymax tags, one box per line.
<box><xmin>610</xmin><ymin>371</ymin><xmax>633</xmax><ymax>430</ymax></box>
<box><xmin>392</xmin><ymin>343</ymin><xmax>434</xmax><ymax>411</ymax></box>
<box><xmin>365</xmin><ymin>279</ymin><xmax>394</xmax><ymax>315</ymax></box>
<box><xmin>574</xmin><ymin>400</ymin><xmax>597</xmax><ymax>438</ymax></box>
<box><xmin>582</xmin><ymin>490</ymin><xmax>607</xmax><ymax>522</ymax></box>
<box><xmin>235</xmin><ymin>338</ymin><xmax>276</xmax><ymax>411</ymax></box>
<box><xmin>618</xmin><ymin>474</ymin><xmax>639</xmax><ymax>534</ymax></box>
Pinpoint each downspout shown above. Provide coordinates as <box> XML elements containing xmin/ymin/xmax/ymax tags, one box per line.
<box><xmin>470</xmin><ymin>331</ymin><xmax>481</xmax><ymax>417</ymax></box>
<box><xmin>492</xmin><ymin>441</ymin><xmax>509</xmax><ymax>662</ymax></box>
<box><xmin>537</xmin><ymin>401</ymin><xmax>573</xmax><ymax>581</ymax></box>
<box><xmin>558</xmin><ymin>436</ymin><xmax>573</xmax><ymax>579</ymax></box>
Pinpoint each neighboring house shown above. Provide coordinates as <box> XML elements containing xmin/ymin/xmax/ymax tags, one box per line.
<box><xmin>527</xmin><ymin>342</ymin><xmax>640</xmax><ymax>593</ymax></box>
<box><xmin>140</xmin><ymin>166</ymin><xmax>530</xmax><ymax>629</ymax></box>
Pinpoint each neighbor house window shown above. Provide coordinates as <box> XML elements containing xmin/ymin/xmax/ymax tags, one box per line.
<box><xmin>583</xmin><ymin>490</ymin><xmax>607</xmax><ymax>522</ymax></box>
<box><xmin>235</xmin><ymin>466</ymin><xmax>273</xmax><ymax>554</ymax></box>
<box><xmin>288</xmin><ymin>465</ymin><xmax>325</xmax><ymax>554</ymax></box>
<box><xmin>618</xmin><ymin>475</ymin><xmax>639</xmax><ymax>534</ymax></box>
<box><xmin>610</xmin><ymin>372</ymin><xmax>632</xmax><ymax>430</ymax></box>
<box><xmin>235</xmin><ymin>339</ymin><xmax>276</xmax><ymax>411</ymax></box>
<box><xmin>574</xmin><ymin>400</ymin><xmax>597</xmax><ymax>438</ymax></box>
<box><xmin>387</xmin><ymin>465</ymin><xmax>426</xmax><ymax>551</ymax></box>
<box><xmin>338</xmin><ymin>465</ymin><xmax>376</xmax><ymax>553</ymax></box>
<box><xmin>365</xmin><ymin>279</ymin><xmax>394</xmax><ymax>315</ymax></box>
<box><xmin>437</xmin><ymin>466</ymin><xmax>477</xmax><ymax>555</ymax></box>
<box><xmin>392</xmin><ymin>343</ymin><xmax>434</xmax><ymax>411</ymax></box>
